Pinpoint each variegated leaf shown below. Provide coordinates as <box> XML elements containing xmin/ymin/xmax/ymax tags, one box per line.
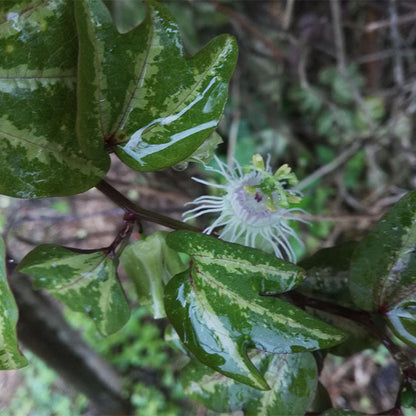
<box><xmin>0</xmin><ymin>0</ymin><xmax>109</xmax><ymax>198</ymax></box>
<box><xmin>0</xmin><ymin>236</ymin><xmax>27</xmax><ymax>369</ymax></box>
<box><xmin>181</xmin><ymin>351</ymin><xmax>317</xmax><ymax>415</ymax></box>
<box><xmin>75</xmin><ymin>0</ymin><xmax>238</xmax><ymax>171</ymax></box>
<box><xmin>349</xmin><ymin>191</ymin><xmax>416</xmax><ymax>311</ymax></box>
<box><xmin>17</xmin><ymin>245</ymin><xmax>130</xmax><ymax>336</ymax></box>
<box><xmin>165</xmin><ymin>231</ymin><xmax>345</xmax><ymax>390</ymax></box>
<box><xmin>121</xmin><ymin>231</ymin><xmax>187</xmax><ymax>319</ymax></box>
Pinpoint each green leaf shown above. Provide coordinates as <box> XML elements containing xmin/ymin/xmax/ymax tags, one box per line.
<box><xmin>299</xmin><ymin>242</ymin><xmax>359</xmax><ymax>309</ymax></box>
<box><xmin>401</xmin><ymin>387</ymin><xmax>416</xmax><ymax>408</ymax></box>
<box><xmin>165</xmin><ymin>231</ymin><xmax>345</xmax><ymax>390</ymax></box>
<box><xmin>332</xmin><ymin>75</ymin><xmax>354</xmax><ymax>105</ymax></box>
<box><xmin>290</xmin><ymin>85</ymin><xmax>323</xmax><ymax>115</ymax></box>
<box><xmin>0</xmin><ymin>0</ymin><xmax>109</xmax><ymax>198</ymax></box>
<box><xmin>75</xmin><ymin>0</ymin><xmax>238</xmax><ymax>171</ymax></box>
<box><xmin>17</xmin><ymin>245</ymin><xmax>130</xmax><ymax>336</ymax></box>
<box><xmin>121</xmin><ymin>231</ymin><xmax>188</xmax><ymax>319</ymax></box>
<box><xmin>182</xmin><ymin>131</ymin><xmax>223</xmax><ymax>165</ymax></box>
<box><xmin>355</xmin><ymin>96</ymin><xmax>385</xmax><ymax>131</ymax></box>
<box><xmin>0</xmin><ymin>237</ymin><xmax>28</xmax><ymax>369</ymax></box>
<box><xmin>344</xmin><ymin>150</ymin><xmax>365</xmax><ymax>190</ymax></box>
<box><xmin>167</xmin><ymin>231</ymin><xmax>305</xmax><ymax>295</ymax></box>
<box><xmin>385</xmin><ymin>299</ymin><xmax>416</xmax><ymax>348</ymax></box>
<box><xmin>181</xmin><ymin>351</ymin><xmax>317</xmax><ymax>415</ymax></box>
<box><xmin>349</xmin><ymin>191</ymin><xmax>416</xmax><ymax>311</ymax></box>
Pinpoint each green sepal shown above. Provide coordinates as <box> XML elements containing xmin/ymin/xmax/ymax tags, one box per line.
<box><xmin>121</xmin><ymin>231</ymin><xmax>188</xmax><ymax>319</ymax></box>
<box><xmin>17</xmin><ymin>245</ymin><xmax>130</xmax><ymax>336</ymax></box>
<box><xmin>0</xmin><ymin>0</ymin><xmax>109</xmax><ymax>198</ymax></box>
<box><xmin>349</xmin><ymin>191</ymin><xmax>416</xmax><ymax>311</ymax></box>
<box><xmin>75</xmin><ymin>0</ymin><xmax>238</xmax><ymax>171</ymax></box>
<box><xmin>182</xmin><ymin>131</ymin><xmax>223</xmax><ymax>165</ymax></box>
<box><xmin>165</xmin><ymin>231</ymin><xmax>346</xmax><ymax>390</ymax></box>
<box><xmin>0</xmin><ymin>237</ymin><xmax>28</xmax><ymax>369</ymax></box>
<box><xmin>181</xmin><ymin>352</ymin><xmax>318</xmax><ymax>415</ymax></box>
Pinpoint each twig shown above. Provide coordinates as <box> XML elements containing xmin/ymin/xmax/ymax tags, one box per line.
<box><xmin>297</xmin><ymin>139</ymin><xmax>365</xmax><ymax>191</ymax></box>
<box><xmin>329</xmin><ymin>0</ymin><xmax>380</xmax><ymax>133</ymax></box>
<box><xmin>227</xmin><ymin>71</ymin><xmax>240</xmax><ymax>167</ymax></box>
<box><xmin>365</xmin><ymin>10</ymin><xmax>416</xmax><ymax>33</ymax></box>
<box><xmin>282</xmin><ymin>0</ymin><xmax>295</xmax><ymax>31</ymax></box>
<box><xmin>96</xmin><ymin>180</ymin><xmax>201</xmax><ymax>233</ymax></box>
<box><xmin>215</xmin><ymin>2</ymin><xmax>283</xmax><ymax>59</ymax></box>
<box><xmin>292</xmin><ymin>212</ymin><xmax>381</xmax><ymax>223</ymax></box>
<box><xmin>330</xmin><ymin>0</ymin><xmax>347</xmax><ymax>73</ymax></box>
<box><xmin>357</xmin><ymin>48</ymin><xmax>416</xmax><ymax>64</ymax></box>
<box><xmin>105</xmin><ymin>181</ymin><xmax>191</xmax><ymax>204</ymax></box>
<box><xmin>389</xmin><ymin>0</ymin><xmax>405</xmax><ymax>86</ymax></box>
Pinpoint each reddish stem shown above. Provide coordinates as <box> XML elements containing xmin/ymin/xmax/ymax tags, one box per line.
<box><xmin>96</xmin><ymin>180</ymin><xmax>201</xmax><ymax>233</ymax></box>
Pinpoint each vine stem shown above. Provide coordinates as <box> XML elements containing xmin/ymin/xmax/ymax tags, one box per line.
<box><xmin>96</xmin><ymin>179</ymin><xmax>201</xmax><ymax>233</ymax></box>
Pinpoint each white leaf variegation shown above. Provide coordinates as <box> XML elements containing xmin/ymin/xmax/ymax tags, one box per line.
<box><xmin>18</xmin><ymin>245</ymin><xmax>130</xmax><ymax>336</ymax></box>
<box><xmin>165</xmin><ymin>231</ymin><xmax>346</xmax><ymax>390</ymax></box>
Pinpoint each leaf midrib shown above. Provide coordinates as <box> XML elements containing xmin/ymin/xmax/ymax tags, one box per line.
<box><xmin>192</xmin><ymin>252</ymin><xmax>295</xmax><ymax>282</ymax></box>
<box><xmin>110</xmin><ymin>25</ymin><xmax>153</xmax><ymax>138</ymax></box>
<box><xmin>194</xmin><ymin>267</ymin><xmax>328</xmax><ymax>338</ymax></box>
<box><xmin>112</xmin><ymin>27</ymin><xmax>228</xmax><ymax>142</ymax></box>
<box><xmin>22</xmin><ymin>251</ymin><xmax>106</xmax><ymax>291</ymax></box>
<box><xmin>0</xmin><ymin>128</ymin><xmax>104</xmax><ymax>175</ymax></box>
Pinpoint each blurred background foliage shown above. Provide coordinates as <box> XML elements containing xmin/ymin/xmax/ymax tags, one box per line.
<box><xmin>2</xmin><ymin>0</ymin><xmax>416</xmax><ymax>414</ymax></box>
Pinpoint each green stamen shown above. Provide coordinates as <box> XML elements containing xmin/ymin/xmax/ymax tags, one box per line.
<box><xmin>243</xmin><ymin>155</ymin><xmax>302</xmax><ymax>211</ymax></box>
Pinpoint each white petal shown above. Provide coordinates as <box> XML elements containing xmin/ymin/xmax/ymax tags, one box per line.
<box><xmin>191</xmin><ymin>195</ymin><xmax>224</xmax><ymax>203</ymax></box>
<box><xmin>184</xmin><ymin>207</ymin><xmax>223</xmax><ymax>220</ymax></box>
<box><xmin>191</xmin><ymin>177</ymin><xmax>226</xmax><ymax>189</ymax></box>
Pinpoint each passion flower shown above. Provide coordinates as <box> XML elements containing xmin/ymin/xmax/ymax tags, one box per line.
<box><xmin>184</xmin><ymin>154</ymin><xmax>307</xmax><ymax>263</ymax></box>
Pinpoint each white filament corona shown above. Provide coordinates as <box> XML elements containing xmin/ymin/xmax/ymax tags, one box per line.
<box><xmin>183</xmin><ymin>156</ymin><xmax>307</xmax><ymax>263</ymax></box>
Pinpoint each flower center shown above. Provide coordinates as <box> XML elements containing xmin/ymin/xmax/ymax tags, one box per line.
<box><xmin>254</xmin><ymin>192</ymin><xmax>262</xmax><ymax>203</ymax></box>
<box><xmin>230</xmin><ymin>183</ymin><xmax>278</xmax><ymax>226</ymax></box>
